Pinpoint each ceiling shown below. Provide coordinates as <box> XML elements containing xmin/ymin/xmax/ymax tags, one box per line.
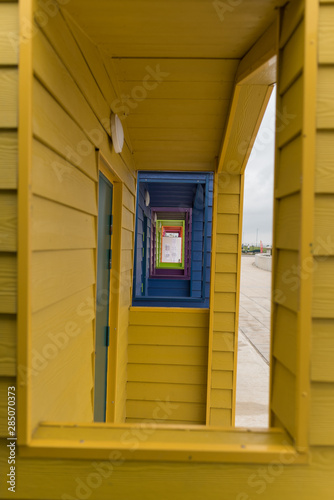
<box><xmin>64</xmin><ymin>0</ymin><xmax>284</xmax><ymax>171</ymax></box>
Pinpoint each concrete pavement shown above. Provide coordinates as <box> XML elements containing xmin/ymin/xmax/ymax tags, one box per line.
<box><xmin>235</xmin><ymin>255</ymin><xmax>271</xmax><ymax>428</ymax></box>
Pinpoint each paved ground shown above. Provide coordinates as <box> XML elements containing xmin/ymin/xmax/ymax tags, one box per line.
<box><xmin>235</xmin><ymin>255</ymin><xmax>271</xmax><ymax>428</ymax></box>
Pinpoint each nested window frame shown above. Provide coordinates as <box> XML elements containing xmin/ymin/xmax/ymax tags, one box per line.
<box><xmin>17</xmin><ymin>0</ymin><xmax>315</xmax><ymax>465</ymax></box>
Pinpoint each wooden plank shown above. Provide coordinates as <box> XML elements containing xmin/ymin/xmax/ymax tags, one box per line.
<box><xmin>120</xmin><ymin>249</ymin><xmax>133</xmax><ymax>273</ymax></box>
<box><xmin>128</xmin><ymin>345</ymin><xmax>208</xmax><ymax>367</ymax></box>
<box><xmin>216</xmin><ymin>214</ymin><xmax>239</xmax><ymax>234</ymax></box>
<box><xmin>212</xmin><ymin>332</ymin><xmax>234</xmax><ymax>352</ymax></box>
<box><xmin>276</xmin><ymin>193</ymin><xmax>300</xmax><ymax>251</ymax></box>
<box><xmin>31</xmin><ymin>331</ymin><xmax>94</xmax><ymax>431</ymax></box>
<box><xmin>127</xmin><ymin>382</ymin><xmax>207</xmax><ymax>404</ymax></box>
<box><xmin>122</xmin><ymin>185</ymin><xmax>135</xmax><ymax>214</ymax></box>
<box><xmin>0</xmin><ymin>69</ymin><xmax>17</xmax><ymax>128</ymax></box>
<box><xmin>217</xmin><ymin>194</ymin><xmax>239</xmax><ymax>214</ymax></box>
<box><xmin>0</xmin><ymin>254</ymin><xmax>16</xmax><ymax>313</ymax></box>
<box><xmin>34</xmin><ymin>1</ymin><xmax>110</xmax><ymax>133</ymax></box>
<box><xmin>32</xmin><ymin>78</ymin><xmax>98</xmax><ymax>181</ymax></box>
<box><xmin>0</xmin><ymin>131</ymin><xmax>17</xmax><ymax>189</ymax></box>
<box><xmin>236</xmin><ymin>21</ymin><xmax>277</xmax><ymax>85</ymax></box>
<box><xmin>129</xmin><ymin>127</ymin><xmax>224</xmax><ymax>143</ymax></box>
<box><xmin>280</xmin><ymin>0</ymin><xmax>304</xmax><ymax>49</ymax></box>
<box><xmin>132</xmin><ymin>139</ymin><xmax>220</xmax><ymax>154</ymax></box>
<box><xmin>310</xmin><ymin>382</ymin><xmax>334</xmax><ymax>445</ymax></box>
<box><xmin>127</xmin><ymin>364</ymin><xmax>207</xmax><ymax>386</ymax></box>
<box><xmin>33</xmin><ymin>25</ymin><xmax>136</xmax><ymax>187</ymax></box>
<box><xmin>210</xmin><ymin>408</ymin><xmax>231</xmax><ymax>426</ymax></box>
<box><xmin>312</xmin><ymin>257</ymin><xmax>334</xmax><ymax>317</ymax></box>
<box><xmin>273</xmin><ymin>305</ymin><xmax>297</xmax><ymax>376</ymax></box>
<box><xmin>31</xmin><ymin>196</ymin><xmax>96</xmax><ymax>251</ymax></box>
<box><xmin>218</xmin><ymin>85</ymin><xmax>271</xmax><ymax>175</ymax></box>
<box><xmin>317</xmin><ymin>66</ymin><xmax>334</xmax><ymax>129</ymax></box>
<box><xmin>0</xmin><ymin>315</ymin><xmax>16</xmax><ymax>376</ymax></box>
<box><xmin>121</xmin><ymin>80</ymin><xmax>233</xmax><ymax>101</ymax></box>
<box><xmin>0</xmin><ymin>377</ymin><xmax>15</xmax><ymax>436</ymax></box>
<box><xmin>273</xmin><ymin>250</ymin><xmax>299</xmax><ymax>312</ymax></box>
<box><xmin>280</xmin><ymin>20</ymin><xmax>304</xmax><ymax>95</ymax></box>
<box><xmin>32</xmin><ymin>140</ymin><xmax>97</xmax><ymax>215</ymax></box>
<box><xmin>318</xmin><ymin>4</ymin><xmax>334</xmax><ymax>64</ymax></box>
<box><xmin>218</xmin><ymin>173</ymin><xmax>240</xmax><ymax>195</ymax></box>
<box><xmin>128</xmin><ymin>326</ymin><xmax>208</xmax><ymax>347</ymax></box>
<box><xmin>314</xmin><ymin>195</ymin><xmax>334</xmax><ymax>254</ymax></box>
<box><xmin>122</xmin><ymin>206</ymin><xmax>134</xmax><ymax>231</ymax></box>
<box><xmin>277</xmin><ymin>75</ymin><xmax>303</xmax><ymax>148</ymax></box>
<box><xmin>271</xmin><ymin>361</ymin><xmax>296</xmax><ymax>438</ymax></box>
<box><xmin>129</xmin><ymin>309</ymin><xmax>209</xmax><ymax>328</ymax></box>
<box><xmin>211</xmin><ymin>370</ymin><xmax>233</xmax><ymax>390</ymax></box>
<box><xmin>275</xmin><ymin>135</ymin><xmax>302</xmax><ymax>198</ymax></box>
<box><xmin>213</xmin><ymin>312</ymin><xmax>235</xmax><ymax>333</ymax></box>
<box><xmin>211</xmin><ymin>352</ymin><xmax>234</xmax><ymax>371</ymax></box>
<box><xmin>112</xmin><ymin>58</ymin><xmax>239</xmax><ymax>83</ymax></box>
<box><xmin>215</xmin><ymin>254</ymin><xmax>237</xmax><ymax>273</ymax></box>
<box><xmin>0</xmin><ymin>3</ymin><xmax>18</xmax><ymax>65</ymax></box>
<box><xmin>214</xmin><ymin>273</ymin><xmax>236</xmax><ymax>293</ymax></box>
<box><xmin>126</xmin><ymin>400</ymin><xmax>206</xmax><ymax>423</ymax></box>
<box><xmin>0</xmin><ymin>191</ymin><xmax>16</xmax><ymax>251</ymax></box>
<box><xmin>312</xmin><ymin>319</ymin><xmax>334</xmax><ymax>382</ymax></box>
<box><xmin>31</xmin><ymin>249</ymin><xmax>95</xmax><ymax>313</ymax></box>
<box><xmin>216</xmin><ymin>234</ymin><xmax>238</xmax><ymax>254</ymax></box>
<box><xmin>213</xmin><ymin>292</ymin><xmax>236</xmax><ymax>313</ymax></box>
<box><xmin>315</xmin><ymin>131</ymin><xmax>334</xmax><ymax>193</ymax></box>
<box><xmin>121</xmin><ymin>228</ymin><xmax>133</xmax><ymax>250</ymax></box>
<box><xmin>31</xmin><ymin>285</ymin><xmax>95</xmax><ymax>348</ymax></box>
<box><xmin>210</xmin><ymin>389</ymin><xmax>232</xmax><ymax>409</ymax></box>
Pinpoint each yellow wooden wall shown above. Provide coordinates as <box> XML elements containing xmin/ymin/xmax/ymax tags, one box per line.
<box><xmin>271</xmin><ymin>0</ymin><xmax>305</xmax><ymax>441</ymax></box>
<box><xmin>127</xmin><ymin>308</ymin><xmax>209</xmax><ymax>424</ymax></box>
<box><xmin>28</xmin><ymin>0</ymin><xmax>136</xmax><ymax>429</ymax></box>
<box><xmin>1</xmin><ymin>1</ymin><xmax>334</xmax><ymax>499</ymax></box>
<box><xmin>0</xmin><ymin>0</ymin><xmax>18</xmax><ymax>438</ymax></box>
<box><xmin>310</xmin><ymin>0</ymin><xmax>334</xmax><ymax>446</ymax></box>
<box><xmin>207</xmin><ymin>173</ymin><xmax>241</xmax><ymax>426</ymax></box>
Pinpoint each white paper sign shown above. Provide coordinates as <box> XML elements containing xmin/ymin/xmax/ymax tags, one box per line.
<box><xmin>161</xmin><ymin>236</ymin><xmax>182</xmax><ymax>263</ymax></box>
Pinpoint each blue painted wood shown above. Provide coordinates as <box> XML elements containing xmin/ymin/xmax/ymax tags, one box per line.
<box><xmin>133</xmin><ymin>172</ymin><xmax>213</xmax><ymax>308</ymax></box>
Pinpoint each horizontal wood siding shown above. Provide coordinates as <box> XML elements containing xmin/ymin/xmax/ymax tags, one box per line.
<box><xmin>28</xmin><ymin>1</ymin><xmax>136</xmax><ymax>430</ymax></box>
<box><xmin>0</xmin><ymin>0</ymin><xmax>18</xmax><ymax>437</ymax></box>
<box><xmin>127</xmin><ymin>308</ymin><xmax>209</xmax><ymax>424</ymax></box>
<box><xmin>271</xmin><ymin>0</ymin><xmax>305</xmax><ymax>441</ymax></box>
<box><xmin>208</xmin><ymin>174</ymin><xmax>240</xmax><ymax>426</ymax></box>
<box><xmin>309</xmin><ymin>0</ymin><xmax>334</xmax><ymax>446</ymax></box>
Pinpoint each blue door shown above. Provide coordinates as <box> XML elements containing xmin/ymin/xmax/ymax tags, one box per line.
<box><xmin>94</xmin><ymin>172</ymin><xmax>113</xmax><ymax>422</ymax></box>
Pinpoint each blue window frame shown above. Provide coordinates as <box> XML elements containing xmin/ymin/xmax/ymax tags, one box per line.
<box><xmin>132</xmin><ymin>172</ymin><xmax>213</xmax><ymax>308</ymax></box>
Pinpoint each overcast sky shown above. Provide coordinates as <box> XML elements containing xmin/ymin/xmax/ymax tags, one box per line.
<box><xmin>242</xmin><ymin>86</ymin><xmax>276</xmax><ymax>246</ymax></box>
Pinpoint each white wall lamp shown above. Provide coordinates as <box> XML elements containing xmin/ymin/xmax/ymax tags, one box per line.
<box><xmin>110</xmin><ymin>113</ymin><xmax>124</xmax><ymax>154</ymax></box>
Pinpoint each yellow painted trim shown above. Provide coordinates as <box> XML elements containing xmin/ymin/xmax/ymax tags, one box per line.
<box><xmin>236</xmin><ymin>20</ymin><xmax>278</xmax><ymax>85</ymax></box>
<box><xmin>17</xmin><ymin>0</ymin><xmax>33</xmax><ymax>445</ymax></box>
<box><xmin>23</xmin><ymin>423</ymin><xmax>308</xmax><ymax>464</ymax></box>
<box><xmin>205</xmin><ymin>171</ymin><xmax>218</xmax><ymax>424</ymax></box>
<box><xmin>269</xmin><ymin>26</ymin><xmax>280</xmax><ymax>432</ymax></box>
<box><xmin>240</xmin><ymin>85</ymin><xmax>274</xmax><ymax>175</ymax></box>
<box><xmin>217</xmin><ymin>85</ymin><xmax>242</xmax><ymax>174</ymax></box>
<box><xmin>295</xmin><ymin>0</ymin><xmax>318</xmax><ymax>451</ymax></box>
<box><xmin>129</xmin><ymin>307</ymin><xmax>209</xmax><ymax>313</ymax></box>
<box><xmin>98</xmin><ymin>153</ymin><xmax>123</xmax><ymax>423</ymax></box>
<box><xmin>231</xmin><ymin>174</ymin><xmax>245</xmax><ymax>426</ymax></box>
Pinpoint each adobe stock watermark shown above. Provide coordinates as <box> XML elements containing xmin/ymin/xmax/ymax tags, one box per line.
<box><xmin>235</xmin><ymin>440</ymin><xmax>298</xmax><ymax>499</ymax></box>
<box><xmin>17</xmin><ymin>279</ymin><xmax>129</xmax><ymax>384</ymax></box>
<box><xmin>213</xmin><ymin>0</ymin><xmax>243</xmax><ymax>22</ymax></box>
<box><xmin>61</xmin><ymin>400</ymin><xmax>180</xmax><ymax>500</ymax></box>
<box><xmin>7</xmin><ymin>0</ymin><xmax>70</xmax><ymax>49</ymax></box>
<box><xmin>111</xmin><ymin>65</ymin><xmax>170</xmax><ymax>119</ymax></box>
